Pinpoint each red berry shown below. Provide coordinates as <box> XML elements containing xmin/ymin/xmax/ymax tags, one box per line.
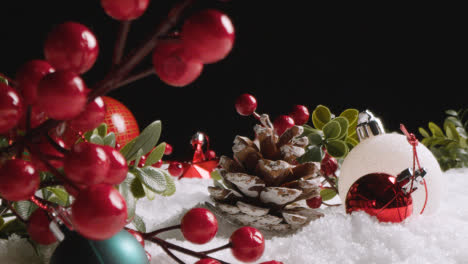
<box><xmin>44</xmin><ymin>22</ymin><xmax>99</xmax><ymax>74</ymax></box>
<box><xmin>273</xmin><ymin>115</ymin><xmax>295</xmax><ymax>135</ymax></box>
<box><xmin>126</xmin><ymin>229</ymin><xmax>145</xmax><ymax>247</ymax></box>
<box><xmin>181</xmin><ymin>9</ymin><xmax>235</xmax><ymax>64</ymax></box>
<box><xmin>64</xmin><ymin>142</ymin><xmax>110</xmax><ymax>185</ymax></box>
<box><xmin>138</xmin><ymin>155</ymin><xmax>147</xmax><ymax>167</ymax></box>
<box><xmin>27</xmin><ymin>209</ymin><xmax>57</xmax><ymax>245</ymax></box>
<box><xmin>195</xmin><ymin>259</ymin><xmax>221</xmax><ymax>264</ymax></box>
<box><xmin>101</xmin><ymin>0</ymin><xmax>150</xmax><ymax>21</ymax></box>
<box><xmin>152</xmin><ymin>159</ymin><xmax>163</xmax><ymax>168</ymax></box>
<box><xmin>289</xmin><ymin>105</ymin><xmax>310</xmax><ymax>125</ymax></box>
<box><xmin>306</xmin><ymin>196</ymin><xmax>322</xmax><ymax>209</ymax></box>
<box><xmin>15</xmin><ymin>60</ymin><xmax>55</xmax><ymax>105</ymax></box>
<box><xmin>36</xmin><ymin>71</ymin><xmax>88</xmax><ymax>120</ymax></box>
<box><xmin>71</xmin><ymin>184</ymin><xmax>127</xmax><ymax>240</ymax></box>
<box><xmin>180</xmin><ymin>208</ymin><xmax>218</xmax><ymax>244</ymax></box>
<box><xmin>320</xmin><ymin>152</ymin><xmax>338</xmax><ymax>176</ymax></box>
<box><xmin>230</xmin><ymin>226</ymin><xmax>265</xmax><ymax>263</ymax></box>
<box><xmin>0</xmin><ymin>160</ymin><xmax>39</xmax><ymax>201</ymax></box>
<box><xmin>30</xmin><ymin>136</ymin><xmax>66</xmax><ymax>172</ymax></box>
<box><xmin>0</xmin><ymin>83</ymin><xmax>23</xmax><ymax>133</ymax></box>
<box><xmin>18</xmin><ymin>105</ymin><xmax>47</xmax><ymax>130</ymax></box>
<box><xmin>152</xmin><ymin>40</ymin><xmax>203</xmax><ymax>87</ymax></box>
<box><xmin>69</xmin><ymin>96</ymin><xmax>106</xmax><ymax>132</ymax></box>
<box><xmin>168</xmin><ymin>161</ymin><xmax>184</xmax><ymax>177</ymax></box>
<box><xmin>102</xmin><ymin>146</ymin><xmax>128</xmax><ymax>185</ymax></box>
<box><xmin>205</xmin><ymin>150</ymin><xmax>216</xmax><ymax>160</ymax></box>
<box><xmin>260</xmin><ymin>261</ymin><xmax>284</xmax><ymax>264</ymax></box>
<box><xmin>64</xmin><ymin>182</ymin><xmax>87</xmax><ymax>197</ymax></box>
<box><xmin>235</xmin><ymin>93</ymin><xmax>257</xmax><ymax>116</ymax></box>
<box><xmin>164</xmin><ymin>143</ymin><xmax>173</xmax><ymax>155</ymax></box>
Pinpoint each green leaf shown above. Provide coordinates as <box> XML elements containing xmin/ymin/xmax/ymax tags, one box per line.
<box><xmin>428</xmin><ymin>122</ymin><xmax>445</xmax><ymax>138</ymax></box>
<box><xmin>444</xmin><ymin>116</ymin><xmax>463</xmax><ymax>128</ymax></box>
<box><xmin>0</xmin><ymin>75</ymin><xmax>8</xmax><ymax>85</ymax></box>
<box><xmin>297</xmin><ymin>146</ymin><xmax>323</xmax><ymax>163</ymax></box>
<box><xmin>419</xmin><ymin>127</ymin><xmax>431</xmax><ymax>138</ymax></box>
<box><xmin>143</xmin><ymin>184</ymin><xmax>156</xmax><ymax>200</ymax></box>
<box><xmin>312</xmin><ymin>105</ymin><xmax>332</xmax><ymax>130</ymax></box>
<box><xmin>130</xmin><ymin>178</ymin><xmax>146</xmax><ymax>199</ymax></box>
<box><xmin>133</xmin><ymin>149</ymin><xmax>145</xmax><ymax>168</ymax></box>
<box><xmin>119</xmin><ymin>173</ymin><xmax>137</xmax><ymax>220</ymax></box>
<box><xmin>445</xmin><ymin>109</ymin><xmax>459</xmax><ymax>116</ymax></box>
<box><xmin>0</xmin><ymin>219</ymin><xmax>27</xmax><ymax>238</ymax></box>
<box><xmin>301</xmin><ymin>124</ymin><xmax>322</xmax><ymax>137</ymax></box>
<box><xmin>322</xmin><ymin>121</ymin><xmax>341</xmax><ymax>140</ymax></box>
<box><xmin>14</xmin><ymin>201</ymin><xmax>38</xmax><ymax>220</ymax></box>
<box><xmin>445</xmin><ymin>122</ymin><xmax>460</xmax><ymax>142</ymax></box>
<box><xmin>120</xmin><ymin>138</ymin><xmax>137</xmax><ymax>158</ymax></box>
<box><xmin>48</xmin><ymin>197</ymin><xmax>68</xmax><ymax>207</ymax></box>
<box><xmin>339</xmin><ymin>108</ymin><xmax>359</xmax><ymax>133</ymax></box>
<box><xmin>89</xmin><ymin>134</ymin><xmax>104</xmax><ymax>145</ymax></box>
<box><xmin>46</xmin><ymin>187</ymin><xmax>69</xmax><ymax>205</ymax></box>
<box><xmin>307</xmin><ymin>133</ymin><xmax>323</xmax><ymax>145</ymax></box>
<box><xmin>0</xmin><ymin>136</ymin><xmax>8</xmax><ymax>148</ymax></box>
<box><xmin>135</xmin><ymin>167</ymin><xmax>167</xmax><ymax>194</ymax></box>
<box><xmin>332</xmin><ymin>117</ymin><xmax>349</xmax><ymax>140</ymax></box>
<box><xmin>145</xmin><ymin>142</ymin><xmax>166</xmax><ymax>167</ymax></box>
<box><xmin>83</xmin><ymin>130</ymin><xmax>94</xmax><ymax>142</ymax></box>
<box><xmin>345</xmin><ymin>137</ymin><xmax>359</xmax><ymax>148</ymax></box>
<box><xmin>103</xmin><ymin>133</ymin><xmax>116</xmax><ymax>147</ymax></box>
<box><xmin>132</xmin><ymin>215</ymin><xmax>146</xmax><ymax>233</ymax></box>
<box><xmin>0</xmin><ymin>217</ymin><xmax>4</xmax><ymax>227</ymax></box>
<box><xmin>325</xmin><ymin>139</ymin><xmax>349</xmax><ymax>158</ymax></box>
<box><xmin>97</xmin><ymin>123</ymin><xmax>108</xmax><ymax>138</ymax></box>
<box><xmin>160</xmin><ymin>171</ymin><xmax>176</xmax><ymax>196</ymax></box>
<box><xmin>320</xmin><ymin>188</ymin><xmax>337</xmax><ymax>201</ymax></box>
<box><xmin>125</xmin><ymin>121</ymin><xmax>162</xmax><ymax>161</ymax></box>
<box><xmin>211</xmin><ymin>170</ymin><xmax>222</xmax><ymax>181</ymax></box>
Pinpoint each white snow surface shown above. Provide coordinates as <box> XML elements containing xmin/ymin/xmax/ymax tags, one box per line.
<box><xmin>1</xmin><ymin>168</ymin><xmax>468</xmax><ymax>264</ymax></box>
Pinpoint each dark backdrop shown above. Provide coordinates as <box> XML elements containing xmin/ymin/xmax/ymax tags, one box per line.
<box><xmin>0</xmin><ymin>1</ymin><xmax>465</xmax><ymax>160</ymax></box>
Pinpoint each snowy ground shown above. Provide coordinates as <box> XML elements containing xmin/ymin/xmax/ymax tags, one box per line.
<box><xmin>1</xmin><ymin>168</ymin><xmax>467</xmax><ymax>264</ymax></box>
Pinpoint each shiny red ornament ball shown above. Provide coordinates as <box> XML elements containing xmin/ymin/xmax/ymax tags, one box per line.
<box><xmin>345</xmin><ymin>173</ymin><xmax>413</xmax><ymax>223</ymax></box>
<box><xmin>289</xmin><ymin>105</ymin><xmax>310</xmax><ymax>125</ymax></box>
<box><xmin>230</xmin><ymin>226</ymin><xmax>265</xmax><ymax>263</ymax></box>
<box><xmin>101</xmin><ymin>0</ymin><xmax>150</xmax><ymax>21</ymax></box>
<box><xmin>15</xmin><ymin>60</ymin><xmax>55</xmax><ymax>105</ymax></box>
<box><xmin>64</xmin><ymin>142</ymin><xmax>110</xmax><ymax>185</ymax></box>
<box><xmin>69</xmin><ymin>96</ymin><xmax>106</xmax><ymax>132</ymax></box>
<box><xmin>273</xmin><ymin>115</ymin><xmax>295</xmax><ymax>135</ymax></box>
<box><xmin>101</xmin><ymin>146</ymin><xmax>128</xmax><ymax>185</ymax></box>
<box><xmin>71</xmin><ymin>184</ymin><xmax>127</xmax><ymax>240</ymax></box>
<box><xmin>36</xmin><ymin>71</ymin><xmax>88</xmax><ymax>120</ymax></box>
<box><xmin>44</xmin><ymin>22</ymin><xmax>99</xmax><ymax>74</ymax></box>
<box><xmin>180</xmin><ymin>208</ymin><xmax>218</xmax><ymax>244</ymax></box>
<box><xmin>0</xmin><ymin>159</ymin><xmax>39</xmax><ymax>201</ymax></box>
<box><xmin>27</xmin><ymin>209</ymin><xmax>57</xmax><ymax>245</ymax></box>
<box><xmin>102</xmin><ymin>96</ymin><xmax>140</xmax><ymax>147</ymax></box>
<box><xmin>195</xmin><ymin>259</ymin><xmax>221</xmax><ymax>264</ymax></box>
<box><xmin>181</xmin><ymin>9</ymin><xmax>235</xmax><ymax>64</ymax></box>
<box><xmin>168</xmin><ymin>161</ymin><xmax>184</xmax><ymax>177</ymax></box>
<box><xmin>0</xmin><ymin>83</ymin><xmax>23</xmax><ymax>133</ymax></box>
<box><xmin>235</xmin><ymin>93</ymin><xmax>257</xmax><ymax>116</ymax></box>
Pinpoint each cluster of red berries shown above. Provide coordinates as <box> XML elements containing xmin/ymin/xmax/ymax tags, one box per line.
<box><xmin>235</xmin><ymin>93</ymin><xmax>310</xmax><ymax>135</ymax></box>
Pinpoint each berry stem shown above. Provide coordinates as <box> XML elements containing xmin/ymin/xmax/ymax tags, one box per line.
<box><xmin>113</xmin><ymin>21</ymin><xmax>132</xmax><ymax>66</ymax></box>
<box><xmin>199</xmin><ymin>242</ymin><xmax>232</xmax><ymax>254</ymax></box>
<box><xmin>321</xmin><ymin>172</ymin><xmax>339</xmax><ymax>194</ymax></box>
<box><xmin>322</xmin><ymin>202</ymin><xmax>341</xmax><ymax>207</ymax></box>
<box><xmin>115</xmin><ymin>67</ymin><xmax>155</xmax><ymax>90</ymax></box>
<box><xmin>6</xmin><ymin>202</ymin><xmax>26</xmax><ymax>223</ymax></box>
<box><xmin>46</xmin><ymin>134</ymin><xmax>69</xmax><ymax>155</ymax></box>
<box><xmin>161</xmin><ymin>245</ymin><xmax>185</xmax><ymax>264</ymax></box>
<box><xmin>143</xmin><ymin>224</ymin><xmax>181</xmax><ymax>239</ymax></box>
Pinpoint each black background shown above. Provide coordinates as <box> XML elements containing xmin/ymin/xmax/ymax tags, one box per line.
<box><xmin>0</xmin><ymin>1</ymin><xmax>465</xmax><ymax>160</ymax></box>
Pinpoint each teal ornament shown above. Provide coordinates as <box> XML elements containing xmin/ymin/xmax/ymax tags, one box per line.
<box><xmin>49</xmin><ymin>229</ymin><xmax>149</xmax><ymax>264</ymax></box>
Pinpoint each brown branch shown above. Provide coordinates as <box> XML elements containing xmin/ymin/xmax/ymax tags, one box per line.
<box><xmin>161</xmin><ymin>245</ymin><xmax>185</xmax><ymax>264</ymax></box>
<box><xmin>322</xmin><ymin>202</ymin><xmax>341</xmax><ymax>207</ymax></box>
<box><xmin>200</xmin><ymin>243</ymin><xmax>231</xmax><ymax>255</ymax></box>
<box><xmin>143</xmin><ymin>224</ymin><xmax>180</xmax><ymax>239</ymax></box>
<box><xmin>113</xmin><ymin>21</ymin><xmax>132</xmax><ymax>66</ymax></box>
<box><xmin>6</xmin><ymin>202</ymin><xmax>26</xmax><ymax>223</ymax></box>
<box><xmin>114</xmin><ymin>67</ymin><xmax>155</xmax><ymax>89</ymax></box>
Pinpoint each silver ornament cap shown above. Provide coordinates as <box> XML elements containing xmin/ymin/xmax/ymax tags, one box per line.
<box><xmin>356</xmin><ymin>110</ymin><xmax>385</xmax><ymax>141</ymax></box>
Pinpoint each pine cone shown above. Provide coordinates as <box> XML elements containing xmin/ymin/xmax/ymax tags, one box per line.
<box><xmin>208</xmin><ymin>114</ymin><xmax>323</xmax><ymax>232</ymax></box>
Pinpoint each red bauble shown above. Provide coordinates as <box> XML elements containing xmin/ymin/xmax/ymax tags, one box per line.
<box><xmin>64</xmin><ymin>142</ymin><xmax>110</xmax><ymax>185</ymax></box>
<box><xmin>0</xmin><ymin>83</ymin><xmax>23</xmax><ymax>134</ymax></box>
<box><xmin>181</xmin><ymin>9</ymin><xmax>235</xmax><ymax>64</ymax></box>
<box><xmin>44</xmin><ymin>22</ymin><xmax>99</xmax><ymax>74</ymax></box>
<box><xmin>152</xmin><ymin>40</ymin><xmax>203</xmax><ymax>87</ymax></box>
<box><xmin>235</xmin><ymin>93</ymin><xmax>257</xmax><ymax>116</ymax></box>
<box><xmin>345</xmin><ymin>173</ymin><xmax>413</xmax><ymax>223</ymax></box>
<box><xmin>230</xmin><ymin>226</ymin><xmax>265</xmax><ymax>263</ymax></box>
<box><xmin>71</xmin><ymin>184</ymin><xmax>127</xmax><ymax>240</ymax></box>
<box><xmin>195</xmin><ymin>259</ymin><xmax>221</xmax><ymax>264</ymax></box>
<box><xmin>15</xmin><ymin>60</ymin><xmax>55</xmax><ymax>105</ymax></box>
<box><xmin>30</xmin><ymin>136</ymin><xmax>66</xmax><ymax>171</ymax></box>
<box><xmin>101</xmin><ymin>146</ymin><xmax>128</xmax><ymax>185</ymax></box>
<box><xmin>27</xmin><ymin>209</ymin><xmax>57</xmax><ymax>245</ymax></box>
<box><xmin>101</xmin><ymin>0</ymin><xmax>150</xmax><ymax>21</ymax></box>
<box><xmin>0</xmin><ymin>159</ymin><xmax>39</xmax><ymax>201</ymax></box>
<box><xmin>69</xmin><ymin>96</ymin><xmax>106</xmax><ymax>132</ymax></box>
<box><xmin>289</xmin><ymin>105</ymin><xmax>310</xmax><ymax>125</ymax></box>
<box><xmin>36</xmin><ymin>71</ymin><xmax>88</xmax><ymax>120</ymax></box>
<box><xmin>273</xmin><ymin>115</ymin><xmax>295</xmax><ymax>135</ymax></box>
<box><xmin>102</xmin><ymin>96</ymin><xmax>140</xmax><ymax>147</ymax></box>
<box><xmin>180</xmin><ymin>208</ymin><xmax>218</xmax><ymax>244</ymax></box>
<box><xmin>306</xmin><ymin>196</ymin><xmax>322</xmax><ymax>209</ymax></box>
<box><xmin>168</xmin><ymin>161</ymin><xmax>184</xmax><ymax>177</ymax></box>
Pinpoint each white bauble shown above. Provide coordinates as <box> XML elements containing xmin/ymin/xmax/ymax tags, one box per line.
<box><xmin>338</xmin><ymin>133</ymin><xmax>443</xmax><ymax>215</ymax></box>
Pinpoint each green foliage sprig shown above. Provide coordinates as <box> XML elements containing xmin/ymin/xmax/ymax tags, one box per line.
<box><xmin>419</xmin><ymin>109</ymin><xmax>468</xmax><ymax>171</ymax></box>
<box><xmin>298</xmin><ymin>105</ymin><xmax>359</xmax><ymax>163</ymax></box>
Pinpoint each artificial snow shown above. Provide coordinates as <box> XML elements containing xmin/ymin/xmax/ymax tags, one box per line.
<box><xmin>1</xmin><ymin>168</ymin><xmax>467</xmax><ymax>264</ymax></box>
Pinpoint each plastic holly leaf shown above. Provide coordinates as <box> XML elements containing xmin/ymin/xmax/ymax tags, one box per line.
<box><xmin>419</xmin><ymin>127</ymin><xmax>431</xmax><ymax>138</ymax></box>
<box><xmin>312</xmin><ymin>105</ymin><xmax>332</xmax><ymax>130</ymax></box>
<box><xmin>143</xmin><ymin>184</ymin><xmax>156</xmax><ymax>200</ymax></box>
<box><xmin>132</xmin><ymin>214</ymin><xmax>146</xmax><ymax>233</ymax></box>
<box><xmin>211</xmin><ymin>170</ymin><xmax>222</xmax><ymax>181</ymax></box>
<box><xmin>444</xmin><ymin>122</ymin><xmax>460</xmax><ymax>142</ymax></box>
<box><xmin>444</xmin><ymin>116</ymin><xmax>463</xmax><ymax>128</ymax></box>
<box><xmin>14</xmin><ymin>201</ymin><xmax>38</xmax><ymax>220</ymax></box>
<box><xmin>103</xmin><ymin>132</ymin><xmax>116</xmax><ymax>147</ymax></box>
<box><xmin>0</xmin><ymin>218</ymin><xmax>27</xmax><ymax>238</ymax></box>
<box><xmin>46</xmin><ymin>187</ymin><xmax>70</xmax><ymax>206</ymax></box>
<box><xmin>0</xmin><ymin>75</ymin><xmax>8</xmax><ymax>85</ymax></box>
<box><xmin>145</xmin><ymin>142</ymin><xmax>166</xmax><ymax>167</ymax></box>
<box><xmin>340</xmin><ymin>108</ymin><xmax>359</xmax><ymax>133</ymax></box>
<box><xmin>325</xmin><ymin>139</ymin><xmax>348</xmax><ymax>158</ymax></box>
<box><xmin>301</xmin><ymin>124</ymin><xmax>322</xmax><ymax>137</ymax></box>
<box><xmin>96</xmin><ymin>123</ymin><xmax>108</xmax><ymax>138</ymax></box>
<box><xmin>130</xmin><ymin>178</ymin><xmax>146</xmax><ymax>199</ymax></box>
<box><xmin>120</xmin><ymin>138</ymin><xmax>137</xmax><ymax>159</ymax></box>
<box><xmin>322</xmin><ymin>120</ymin><xmax>341</xmax><ymax>140</ymax></box>
<box><xmin>297</xmin><ymin>145</ymin><xmax>323</xmax><ymax>163</ymax></box>
<box><xmin>160</xmin><ymin>171</ymin><xmax>176</xmax><ymax>197</ymax></box>
<box><xmin>119</xmin><ymin>172</ymin><xmax>137</xmax><ymax>220</ymax></box>
<box><xmin>0</xmin><ymin>217</ymin><xmax>4</xmax><ymax>228</ymax></box>
<box><xmin>307</xmin><ymin>133</ymin><xmax>323</xmax><ymax>146</ymax></box>
<box><xmin>125</xmin><ymin>120</ymin><xmax>162</xmax><ymax>162</ymax></box>
<box><xmin>320</xmin><ymin>188</ymin><xmax>337</xmax><ymax>201</ymax></box>
<box><xmin>133</xmin><ymin>149</ymin><xmax>145</xmax><ymax>168</ymax></box>
<box><xmin>136</xmin><ymin>167</ymin><xmax>167</xmax><ymax>194</ymax></box>
<box><xmin>445</xmin><ymin>109</ymin><xmax>459</xmax><ymax>116</ymax></box>
<box><xmin>428</xmin><ymin>122</ymin><xmax>445</xmax><ymax>138</ymax></box>
<box><xmin>345</xmin><ymin>137</ymin><xmax>359</xmax><ymax>148</ymax></box>
<box><xmin>333</xmin><ymin>117</ymin><xmax>349</xmax><ymax>140</ymax></box>
<box><xmin>89</xmin><ymin>134</ymin><xmax>104</xmax><ymax>145</ymax></box>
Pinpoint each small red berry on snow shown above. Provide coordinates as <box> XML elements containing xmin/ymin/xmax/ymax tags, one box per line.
<box><xmin>195</xmin><ymin>259</ymin><xmax>221</xmax><ymax>264</ymax></box>
<box><xmin>180</xmin><ymin>208</ymin><xmax>218</xmax><ymax>244</ymax></box>
<box><xmin>64</xmin><ymin>142</ymin><xmax>110</xmax><ymax>185</ymax></box>
<box><xmin>152</xmin><ymin>159</ymin><xmax>163</xmax><ymax>168</ymax></box>
<box><xmin>101</xmin><ymin>0</ymin><xmax>150</xmax><ymax>21</ymax></box>
<box><xmin>289</xmin><ymin>105</ymin><xmax>310</xmax><ymax>125</ymax></box>
<box><xmin>0</xmin><ymin>83</ymin><xmax>23</xmax><ymax>133</ymax></box>
<box><xmin>27</xmin><ymin>209</ymin><xmax>57</xmax><ymax>245</ymax></box>
<box><xmin>168</xmin><ymin>161</ymin><xmax>184</xmax><ymax>177</ymax></box>
<box><xmin>321</xmin><ymin>152</ymin><xmax>338</xmax><ymax>176</ymax></box>
<box><xmin>306</xmin><ymin>196</ymin><xmax>322</xmax><ymax>209</ymax></box>
<box><xmin>230</xmin><ymin>226</ymin><xmax>265</xmax><ymax>262</ymax></box>
<box><xmin>15</xmin><ymin>60</ymin><xmax>55</xmax><ymax>105</ymax></box>
<box><xmin>0</xmin><ymin>159</ymin><xmax>40</xmax><ymax>201</ymax></box>
<box><xmin>273</xmin><ymin>115</ymin><xmax>295</xmax><ymax>136</ymax></box>
<box><xmin>235</xmin><ymin>93</ymin><xmax>257</xmax><ymax>116</ymax></box>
